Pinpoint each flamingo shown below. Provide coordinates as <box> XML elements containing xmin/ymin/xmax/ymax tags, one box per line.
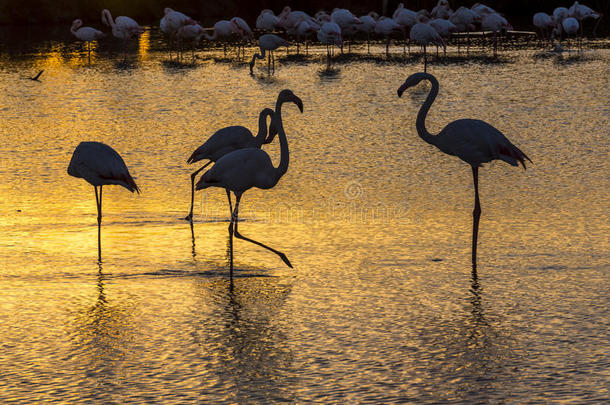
<box><xmin>481</xmin><ymin>13</ymin><xmax>512</xmax><ymax>57</ymax></box>
<box><xmin>317</xmin><ymin>22</ymin><xmax>342</xmax><ymax>68</ymax></box>
<box><xmin>562</xmin><ymin>17</ymin><xmax>581</xmax><ymax>51</ymax></box>
<box><xmin>431</xmin><ymin>0</ymin><xmax>453</xmax><ymax>19</ymax></box>
<box><xmin>160</xmin><ymin>8</ymin><xmax>196</xmax><ymax>59</ymax></box>
<box><xmin>67</xmin><ymin>141</ymin><xmax>140</xmax><ymax>261</ymax></box>
<box><xmin>393</xmin><ymin>7</ymin><xmax>417</xmax><ymax>55</ymax></box>
<box><xmin>231</xmin><ymin>17</ymin><xmax>253</xmax><ymax>60</ymax></box>
<box><xmin>429</xmin><ymin>18</ymin><xmax>457</xmax><ymax>56</ymax></box>
<box><xmin>202</xmin><ymin>20</ymin><xmax>240</xmax><ymax>57</ymax></box>
<box><xmin>289</xmin><ymin>20</ymin><xmax>319</xmax><ymax>55</ymax></box>
<box><xmin>568</xmin><ymin>2</ymin><xmax>601</xmax><ymax>45</ymax></box>
<box><xmin>374</xmin><ymin>17</ymin><xmax>402</xmax><ymax>58</ymax></box>
<box><xmin>358</xmin><ymin>12</ymin><xmax>378</xmax><ymax>53</ymax></box>
<box><xmin>185</xmin><ymin>108</ymin><xmax>276</xmax><ymax>221</ymax></box>
<box><xmin>70</xmin><ymin>19</ymin><xmax>105</xmax><ymax>62</ymax></box>
<box><xmin>101</xmin><ymin>9</ymin><xmax>143</xmax><ymax>61</ymax></box>
<box><xmin>533</xmin><ymin>12</ymin><xmax>554</xmax><ymax>45</ymax></box>
<box><xmin>195</xmin><ymin>90</ymin><xmax>303</xmax><ymax>274</ymax></box>
<box><xmin>397</xmin><ymin>73</ymin><xmax>531</xmax><ymax>270</ymax></box>
<box><xmin>330</xmin><ymin>8</ymin><xmax>361</xmax><ymax>53</ymax></box>
<box><xmin>451</xmin><ymin>7</ymin><xmax>479</xmax><ymax>54</ymax></box>
<box><xmin>256</xmin><ymin>9</ymin><xmax>280</xmax><ymax>32</ymax></box>
<box><xmin>176</xmin><ymin>24</ymin><xmax>205</xmax><ymax>61</ymax></box>
<box><xmin>249</xmin><ymin>34</ymin><xmax>289</xmax><ymax>74</ymax></box>
<box><xmin>410</xmin><ymin>15</ymin><xmax>445</xmax><ymax>72</ymax></box>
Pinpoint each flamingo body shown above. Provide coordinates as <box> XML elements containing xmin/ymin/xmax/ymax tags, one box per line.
<box><xmin>71</xmin><ymin>20</ymin><xmax>104</xmax><ymax>42</ymax></box>
<box><xmin>256</xmin><ymin>10</ymin><xmax>279</xmax><ymax>31</ymax></box>
<box><xmin>68</xmin><ymin>142</ymin><xmax>139</xmax><ymax>192</ymax></box>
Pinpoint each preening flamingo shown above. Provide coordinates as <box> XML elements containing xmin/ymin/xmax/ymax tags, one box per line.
<box><xmin>101</xmin><ymin>9</ymin><xmax>143</xmax><ymax>61</ymax></box>
<box><xmin>70</xmin><ymin>19</ymin><xmax>105</xmax><ymax>61</ymax></box>
<box><xmin>397</xmin><ymin>73</ymin><xmax>531</xmax><ymax>271</ymax></box>
<box><xmin>67</xmin><ymin>141</ymin><xmax>140</xmax><ymax>261</ymax></box>
<box><xmin>195</xmin><ymin>90</ymin><xmax>303</xmax><ymax>274</ymax></box>
<box><xmin>185</xmin><ymin>108</ymin><xmax>276</xmax><ymax>221</ymax></box>
<box><xmin>249</xmin><ymin>34</ymin><xmax>289</xmax><ymax>74</ymax></box>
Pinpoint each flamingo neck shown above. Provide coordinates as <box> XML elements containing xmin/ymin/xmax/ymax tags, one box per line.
<box><xmin>102</xmin><ymin>10</ymin><xmax>115</xmax><ymax>28</ymax></box>
<box><xmin>416</xmin><ymin>74</ymin><xmax>439</xmax><ymax>145</ymax></box>
<box><xmin>273</xmin><ymin>100</ymin><xmax>290</xmax><ymax>182</ymax></box>
<box><xmin>255</xmin><ymin>109</ymin><xmax>272</xmax><ymax>145</ymax></box>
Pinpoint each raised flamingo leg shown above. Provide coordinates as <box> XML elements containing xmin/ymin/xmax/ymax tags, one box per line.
<box><xmin>185</xmin><ymin>161</ymin><xmax>212</xmax><ymax>221</ymax></box>
<box><xmin>232</xmin><ymin>195</ymin><xmax>293</xmax><ymax>268</ymax></box>
<box><xmin>471</xmin><ymin>166</ymin><xmax>481</xmax><ymax>272</ymax></box>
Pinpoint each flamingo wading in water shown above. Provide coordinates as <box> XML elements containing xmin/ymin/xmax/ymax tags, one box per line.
<box><xmin>249</xmin><ymin>34</ymin><xmax>289</xmax><ymax>74</ymax></box>
<box><xmin>101</xmin><ymin>9</ymin><xmax>143</xmax><ymax>61</ymax></box>
<box><xmin>195</xmin><ymin>90</ymin><xmax>303</xmax><ymax>275</ymax></box>
<box><xmin>185</xmin><ymin>108</ymin><xmax>277</xmax><ymax>221</ymax></box>
<box><xmin>67</xmin><ymin>142</ymin><xmax>140</xmax><ymax>261</ymax></box>
<box><xmin>397</xmin><ymin>73</ymin><xmax>531</xmax><ymax>271</ymax></box>
<box><xmin>70</xmin><ymin>19</ymin><xmax>105</xmax><ymax>62</ymax></box>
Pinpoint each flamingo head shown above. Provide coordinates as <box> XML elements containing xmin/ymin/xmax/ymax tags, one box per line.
<box><xmin>278</xmin><ymin>89</ymin><xmax>304</xmax><ymax>113</ymax></box>
<box><xmin>71</xmin><ymin>19</ymin><xmax>83</xmax><ymax>31</ymax></box>
<box><xmin>397</xmin><ymin>72</ymin><xmax>431</xmax><ymax>97</ymax></box>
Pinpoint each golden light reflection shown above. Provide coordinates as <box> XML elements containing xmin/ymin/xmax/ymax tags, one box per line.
<box><xmin>138</xmin><ymin>29</ymin><xmax>150</xmax><ymax>59</ymax></box>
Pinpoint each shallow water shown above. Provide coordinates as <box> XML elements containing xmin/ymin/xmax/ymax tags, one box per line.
<box><xmin>0</xmin><ymin>30</ymin><xmax>609</xmax><ymax>403</ymax></box>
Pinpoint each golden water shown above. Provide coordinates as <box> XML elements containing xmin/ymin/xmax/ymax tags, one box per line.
<box><xmin>0</xmin><ymin>31</ymin><xmax>608</xmax><ymax>402</ymax></box>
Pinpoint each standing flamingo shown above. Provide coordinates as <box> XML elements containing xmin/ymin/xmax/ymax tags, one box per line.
<box><xmin>374</xmin><ymin>17</ymin><xmax>402</xmax><ymax>58</ymax></box>
<box><xmin>256</xmin><ymin>9</ymin><xmax>280</xmax><ymax>32</ymax></box>
<box><xmin>67</xmin><ymin>142</ymin><xmax>140</xmax><ymax>261</ymax></box>
<box><xmin>185</xmin><ymin>108</ymin><xmax>277</xmax><ymax>221</ymax></box>
<box><xmin>410</xmin><ymin>15</ymin><xmax>445</xmax><ymax>72</ymax></box>
<box><xmin>317</xmin><ymin>22</ymin><xmax>342</xmax><ymax>68</ymax></box>
<box><xmin>231</xmin><ymin>17</ymin><xmax>253</xmax><ymax>60</ymax></box>
<box><xmin>160</xmin><ymin>8</ymin><xmax>196</xmax><ymax>60</ymax></box>
<box><xmin>101</xmin><ymin>9</ymin><xmax>143</xmax><ymax>61</ymax></box>
<box><xmin>250</xmin><ymin>34</ymin><xmax>289</xmax><ymax>74</ymax></box>
<box><xmin>70</xmin><ymin>19</ymin><xmax>105</xmax><ymax>62</ymax></box>
<box><xmin>202</xmin><ymin>20</ymin><xmax>240</xmax><ymax>57</ymax></box>
<box><xmin>195</xmin><ymin>90</ymin><xmax>303</xmax><ymax>274</ymax></box>
<box><xmin>397</xmin><ymin>73</ymin><xmax>531</xmax><ymax>271</ymax></box>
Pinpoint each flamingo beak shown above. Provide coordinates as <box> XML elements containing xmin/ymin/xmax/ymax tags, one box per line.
<box><xmin>293</xmin><ymin>96</ymin><xmax>304</xmax><ymax>112</ymax></box>
<box><xmin>397</xmin><ymin>83</ymin><xmax>408</xmax><ymax>97</ymax></box>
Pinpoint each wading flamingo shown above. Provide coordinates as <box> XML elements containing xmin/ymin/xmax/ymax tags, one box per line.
<box><xmin>410</xmin><ymin>15</ymin><xmax>445</xmax><ymax>72</ymax></box>
<box><xmin>249</xmin><ymin>34</ymin><xmax>289</xmax><ymax>74</ymax></box>
<box><xmin>397</xmin><ymin>73</ymin><xmax>531</xmax><ymax>272</ymax></box>
<box><xmin>160</xmin><ymin>8</ymin><xmax>196</xmax><ymax>59</ymax></box>
<box><xmin>185</xmin><ymin>108</ymin><xmax>276</xmax><ymax>221</ymax></box>
<box><xmin>101</xmin><ymin>9</ymin><xmax>143</xmax><ymax>61</ymax></box>
<box><xmin>70</xmin><ymin>19</ymin><xmax>105</xmax><ymax>62</ymax></box>
<box><xmin>202</xmin><ymin>20</ymin><xmax>240</xmax><ymax>57</ymax></box>
<box><xmin>67</xmin><ymin>142</ymin><xmax>140</xmax><ymax>261</ymax></box>
<box><xmin>195</xmin><ymin>90</ymin><xmax>303</xmax><ymax>275</ymax></box>
<box><xmin>317</xmin><ymin>22</ymin><xmax>342</xmax><ymax>68</ymax></box>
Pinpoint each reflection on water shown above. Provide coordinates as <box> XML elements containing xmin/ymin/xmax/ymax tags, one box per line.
<box><xmin>0</xmin><ymin>29</ymin><xmax>608</xmax><ymax>403</ymax></box>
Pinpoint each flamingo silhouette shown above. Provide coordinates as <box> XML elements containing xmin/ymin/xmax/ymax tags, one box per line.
<box><xmin>196</xmin><ymin>90</ymin><xmax>303</xmax><ymax>275</ymax></box>
<box><xmin>397</xmin><ymin>73</ymin><xmax>531</xmax><ymax>271</ymax></box>
<box><xmin>185</xmin><ymin>108</ymin><xmax>276</xmax><ymax>221</ymax></box>
<box><xmin>249</xmin><ymin>34</ymin><xmax>289</xmax><ymax>74</ymax></box>
<box><xmin>67</xmin><ymin>142</ymin><xmax>140</xmax><ymax>261</ymax></box>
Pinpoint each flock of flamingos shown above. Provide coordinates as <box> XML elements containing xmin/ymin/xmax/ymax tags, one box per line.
<box><xmin>65</xmin><ymin>1</ymin><xmax>602</xmax><ymax>276</ymax></box>
<box><xmin>70</xmin><ymin>1</ymin><xmax>603</xmax><ymax>70</ymax></box>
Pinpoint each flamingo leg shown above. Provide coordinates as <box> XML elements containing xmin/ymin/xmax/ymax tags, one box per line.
<box><xmin>190</xmin><ymin>220</ymin><xmax>196</xmax><ymax>259</ymax></box>
<box><xmin>185</xmin><ymin>161</ymin><xmax>212</xmax><ymax>221</ymax></box>
<box><xmin>95</xmin><ymin>186</ymin><xmax>103</xmax><ymax>262</ymax></box>
<box><xmin>232</xmin><ymin>195</ymin><xmax>293</xmax><ymax>268</ymax></box>
<box><xmin>471</xmin><ymin>166</ymin><xmax>481</xmax><ymax>272</ymax></box>
<box><xmin>226</xmin><ymin>189</ymin><xmax>233</xmax><ymax>218</ymax></box>
<box><xmin>424</xmin><ymin>44</ymin><xmax>427</xmax><ymax>72</ymax></box>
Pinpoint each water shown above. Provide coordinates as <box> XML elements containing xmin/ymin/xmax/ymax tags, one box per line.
<box><xmin>0</xmin><ymin>30</ymin><xmax>608</xmax><ymax>403</ymax></box>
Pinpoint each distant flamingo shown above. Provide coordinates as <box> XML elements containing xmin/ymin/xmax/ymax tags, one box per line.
<box><xmin>358</xmin><ymin>12</ymin><xmax>378</xmax><ymax>53</ymax></box>
<box><xmin>410</xmin><ymin>15</ymin><xmax>445</xmax><ymax>71</ymax></box>
<box><xmin>196</xmin><ymin>90</ymin><xmax>303</xmax><ymax>274</ymax></box>
<box><xmin>202</xmin><ymin>20</ymin><xmax>240</xmax><ymax>57</ymax></box>
<box><xmin>256</xmin><ymin>9</ymin><xmax>280</xmax><ymax>32</ymax></box>
<box><xmin>431</xmin><ymin>0</ymin><xmax>453</xmax><ymax>19</ymax></box>
<box><xmin>160</xmin><ymin>8</ymin><xmax>196</xmax><ymax>59</ymax></box>
<box><xmin>533</xmin><ymin>12</ymin><xmax>554</xmax><ymax>45</ymax></box>
<box><xmin>185</xmin><ymin>108</ymin><xmax>276</xmax><ymax>221</ymax></box>
<box><xmin>70</xmin><ymin>19</ymin><xmax>105</xmax><ymax>61</ymax></box>
<box><xmin>397</xmin><ymin>73</ymin><xmax>531</xmax><ymax>271</ymax></box>
<box><xmin>317</xmin><ymin>22</ymin><xmax>342</xmax><ymax>68</ymax></box>
<box><xmin>374</xmin><ymin>17</ymin><xmax>402</xmax><ymax>58</ymax></box>
<box><xmin>176</xmin><ymin>24</ymin><xmax>205</xmax><ymax>61</ymax></box>
<box><xmin>101</xmin><ymin>9</ymin><xmax>143</xmax><ymax>61</ymax></box>
<box><xmin>231</xmin><ymin>17</ymin><xmax>253</xmax><ymax>60</ymax></box>
<box><xmin>67</xmin><ymin>141</ymin><xmax>140</xmax><ymax>261</ymax></box>
<box><xmin>481</xmin><ymin>13</ymin><xmax>512</xmax><ymax>57</ymax></box>
<box><xmin>249</xmin><ymin>34</ymin><xmax>289</xmax><ymax>74</ymax></box>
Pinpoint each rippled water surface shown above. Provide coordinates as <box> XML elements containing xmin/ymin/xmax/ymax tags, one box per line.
<box><xmin>0</xmin><ymin>31</ymin><xmax>609</xmax><ymax>403</ymax></box>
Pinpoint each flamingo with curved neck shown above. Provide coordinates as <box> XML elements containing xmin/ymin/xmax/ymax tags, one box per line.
<box><xmin>185</xmin><ymin>108</ymin><xmax>277</xmax><ymax>221</ymax></box>
<box><xmin>195</xmin><ymin>90</ymin><xmax>303</xmax><ymax>273</ymax></box>
<box><xmin>397</xmin><ymin>72</ymin><xmax>531</xmax><ymax>272</ymax></box>
<box><xmin>101</xmin><ymin>9</ymin><xmax>142</xmax><ymax>61</ymax></box>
